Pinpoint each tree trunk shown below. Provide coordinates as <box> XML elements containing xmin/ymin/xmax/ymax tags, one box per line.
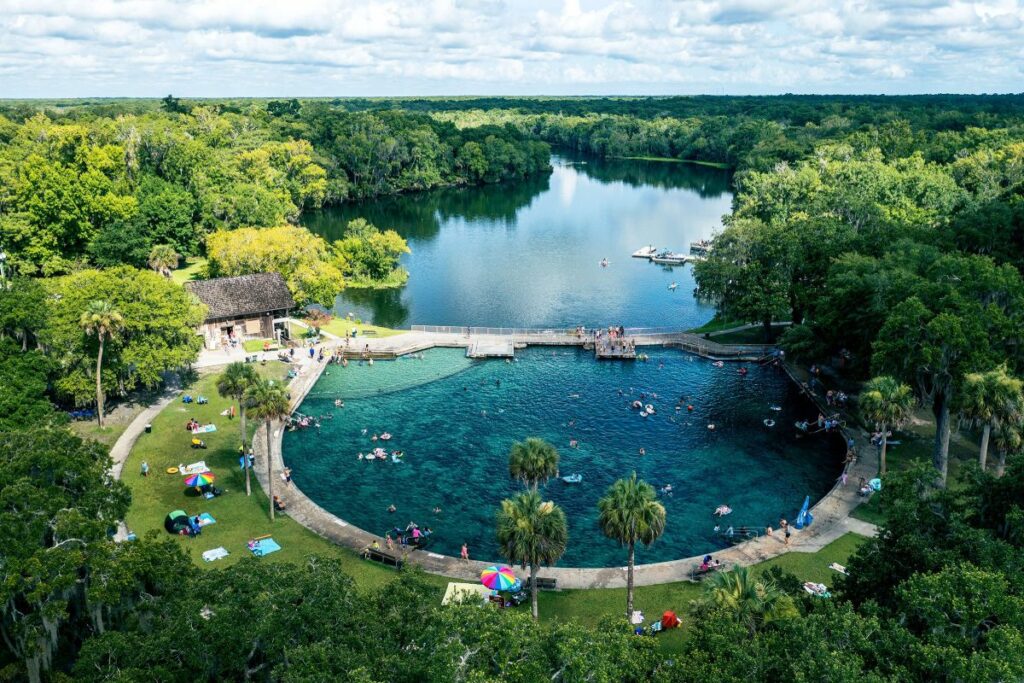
<box><xmin>266</xmin><ymin>421</ymin><xmax>275</xmax><ymax>521</ymax></box>
<box><xmin>529</xmin><ymin>564</ymin><xmax>539</xmax><ymax>620</ymax></box>
<box><xmin>762</xmin><ymin>317</ymin><xmax>775</xmax><ymax>343</ymax></box>
<box><xmin>879</xmin><ymin>423</ymin><xmax>888</xmax><ymax>476</ymax></box>
<box><xmin>996</xmin><ymin>449</ymin><xmax>1007</xmax><ymax>478</ymax></box>
<box><xmin>932</xmin><ymin>389</ymin><xmax>951</xmax><ymax>487</ymax></box>
<box><xmin>626</xmin><ymin>542</ymin><xmax>636</xmax><ymax>619</ymax></box>
<box><xmin>978</xmin><ymin>422</ymin><xmax>991</xmax><ymax>471</ymax></box>
<box><xmin>240</xmin><ymin>404</ymin><xmax>251</xmax><ymax>496</ymax></box>
<box><xmin>95</xmin><ymin>338</ymin><xmax>105</xmax><ymax>427</ymax></box>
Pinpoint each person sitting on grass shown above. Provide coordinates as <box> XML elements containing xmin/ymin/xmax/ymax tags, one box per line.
<box><xmin>273</xmin><ymin>495</ymin><xmax>286</xmax><ymax>512</ymax></box>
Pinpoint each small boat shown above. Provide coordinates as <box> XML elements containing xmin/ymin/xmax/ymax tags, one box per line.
<box><xmin>600</xmin><ymin>258</ymin><xmax>609</xmax><ymax>267</ymax></box>
<box><xmin>562</xmin><ymin>474</ymin><xmax>583</xmax><ymax>484</ymax></box>
<box><xmin>651</xmin><ymin>251</ymin><xmax>688</xmax><ymax>265</ymax></box>
<box><xmin>632</xmin><ymin>245</ymin><xmax>658</xmax><ymax>258</ymax></box>
<box><xmin>668</xmin><ymin>282</ymin><xmax>678</xmax><ymax>291</ymax></box>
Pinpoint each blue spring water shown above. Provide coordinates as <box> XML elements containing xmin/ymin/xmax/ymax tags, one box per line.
<box><xmin>284</xmin><ymin>347</ymin><xmax>844</xmax><ymax>567</ymax></box>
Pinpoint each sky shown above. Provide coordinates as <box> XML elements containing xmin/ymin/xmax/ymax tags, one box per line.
<box><xmin>0</xmin><ymin>0</ymin><xmax>1022</xmax><ymax>98</ymax></box>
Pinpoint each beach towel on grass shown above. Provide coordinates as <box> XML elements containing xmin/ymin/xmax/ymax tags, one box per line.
<box><xmin>250</xmin><ymin>538</ymin><xmax>281</xmax><ymax>557</ymax></box>
<box><xmin>192</xmin><ymin>424</ymin><xmax>217</xmax><ymax>434</ymax></box>
<box><xmin>198</xmin><ymin>513</ymin><xmax>216</xmax><ymax>526</ymax></box>
<box><xmin>202</xmin><ymin>547</ymin><xmax>229</xmax><ymax>562</ymax></box>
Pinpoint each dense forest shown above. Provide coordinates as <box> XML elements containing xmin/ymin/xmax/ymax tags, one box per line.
<box><xmin>2</xmin><ymin>95</ymin><xmax>1024</xmax><ymax>681</ymax></box>
<box><xmin>0</xmin><ymin>102</ymin><xmax>550</xmax><ymax>276</ymax></box>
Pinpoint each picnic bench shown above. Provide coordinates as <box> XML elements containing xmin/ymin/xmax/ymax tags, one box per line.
<box><xmin>526</xmin><ymin>577</ymin><xmax>558</xmax><ymax>591</ymax></box>
<box><xmin>363</xmin><ymin>546</ymin><xmax>404</xmax><ymax>568</ymax></box>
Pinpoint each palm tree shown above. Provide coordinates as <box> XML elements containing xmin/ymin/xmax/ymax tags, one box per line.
<box><xmin>991</xmin><ymin>421</ymin><xmax>1022</xmax><ymax>478</ymax></box>
<box><xmin>959</xmin><ymin>365</ymin><xmax>1024</xmax><ymax>471</ymax></box>
<box><xmin>860</xmin><ymin>376</ymin><xmax>914</xmax><ymax>475</ymax></box>
<box><xmin>508</xmin><ymin>437</ymin><xmax>560</xmax><ymax>491</ymax></box>
<box><xmin>597</xmin><ymin>472</ymin><xmax>666</xmax><ymax>618</ymax></box>
<box><xmin>496</xmin><ymin>491</ymin><xmax>568</xmax><ymax>620</ymax></box>
<box><xmin>148</xmin><ymin>244</ymin><xmax>179</xmax><ymax>279</ymax></box>
<box><xmin>245</xmin><ymin>378</ymin><xmax>291</xmax><ymax>520</ymax></box>
<box><xmin>690</xmin><ymin>566</ymin><xmax>798</xmax><ymax>636</ymax></box>
<box><xmin>79</xmin><ymin>300</ymin><xmax>124</xmax><ymax>427</ymax></box>
<box><xmin>216</xmin><ymin>362</ymin><xmax>260</xmax><ymax>496</ymax></box>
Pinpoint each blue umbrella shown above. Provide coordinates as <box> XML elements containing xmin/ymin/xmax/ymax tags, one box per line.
<box><xmin>795</xmin><ymin>495</ymin><xmax>811</xmax><ymax>529</ymax></box>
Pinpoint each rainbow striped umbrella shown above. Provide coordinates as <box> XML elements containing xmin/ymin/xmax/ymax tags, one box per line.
<box><xmin>184</xmin><ymin>471</ymin><xmax>215</xmax><ymax>488</ymax></box>
<box><xmin>481</xmin><ymin>565</ymin><xmax>517</xmax><ymax>591</ymax></box>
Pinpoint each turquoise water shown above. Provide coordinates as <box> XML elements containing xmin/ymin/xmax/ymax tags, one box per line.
<box><xmin>284</xmin><ymin>347</ymin><xmax>844</xmax><ymax>567</ymax></box>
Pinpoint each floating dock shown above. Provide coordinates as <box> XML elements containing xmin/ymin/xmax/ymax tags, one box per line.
<box><xmin>466</xmin><ymin>339</ymin><xmax>515</xmax><ymax>358</ymax></box>
<box><xmin>594</xmin><ymin>338</ymin><xmax>636</xmax><ymax>360</ymax></box>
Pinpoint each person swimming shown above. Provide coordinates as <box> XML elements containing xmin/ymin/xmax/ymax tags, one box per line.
<box><xmin>714</xmin><ymin>504</ymin><xmax>732</xmax><ymax>516</ymax></box>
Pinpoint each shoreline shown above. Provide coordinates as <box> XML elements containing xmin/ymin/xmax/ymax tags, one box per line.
<box><xmin>250</xmin><ymin>328</ymin><xmax>877</xmax><ymax>588</ymax></box>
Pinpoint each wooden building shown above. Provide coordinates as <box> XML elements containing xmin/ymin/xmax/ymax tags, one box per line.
<box><xmin>185</xmin><ymin>273</ymin><xmax>295</xmax><ymax>350</ymax></box>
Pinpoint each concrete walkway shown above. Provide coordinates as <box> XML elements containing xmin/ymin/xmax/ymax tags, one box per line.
<box><xmin>111</xmin><ymin>327</ymin><xmax>878</xmax><ymax>588</ymax></box>
<box><xmin>251</xmin><ymin>337</ymin><xmax>880</xmax><ymax>590</ymax></box>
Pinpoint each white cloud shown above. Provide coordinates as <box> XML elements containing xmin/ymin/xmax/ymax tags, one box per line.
<box><xmin>0</xmin><ymin>0</ymin><xmax>1020</xmax><ymax>96</ymax></box>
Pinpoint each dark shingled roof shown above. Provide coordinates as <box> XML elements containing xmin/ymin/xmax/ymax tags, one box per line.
<box><xmin>185</xmin><ymin>273</ymin><xmax>295</xmax><ymax>321</ymax></box>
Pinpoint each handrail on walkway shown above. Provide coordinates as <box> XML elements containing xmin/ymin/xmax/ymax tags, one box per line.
<box><xmin>411</xmin><ymin>324</ymin><xmax>697</xmax><ymax>337</ymax></box>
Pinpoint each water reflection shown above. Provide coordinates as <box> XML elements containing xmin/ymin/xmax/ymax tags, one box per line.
<box><xmin>302</xmin><ymin>153</ymin><xmax>734</xmax><ymax>329</ymax></box>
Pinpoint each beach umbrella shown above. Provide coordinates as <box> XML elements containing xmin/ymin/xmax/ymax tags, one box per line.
<box><xmin>184</xmin><ymin>471</ymin><xmax>215</xmax><ymax>488</ymax></box>
<box><xmin>481</xmin><ymin>565</ymin><xmax>518</xmax><ymax>591</ymax></box>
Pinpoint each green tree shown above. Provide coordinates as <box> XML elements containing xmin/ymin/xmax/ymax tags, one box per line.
<box><xmin>860</xmin><ymin>376</ymin><xmax>915</xmax><ymax>475</ymax></box>
<box><xmin>44</xmin><ymin>267</ymin><xmax>205</xmax><ymax>407</ymax></box>
<box><xmin>991</xmin><ymin>422</ymin><xmax>1022</xmax><ymax>478</ymax></box>
<box><xmin>597</xmin><ymin>472</ymin><xmax>666</xmax><ymax>618</ymax></box>
<box><xmin>959</xmin><ymin>365</ymin><xmax>1024</xmax><ymax>471</ymax></box>
<box><xmin>206</xmin><ymin>225</ymin><xmax>346</xmax><ymax>306</ymax></box>
<box><xmin>147</xmin><ymin>243</ymin><xmax>179</xmax><ymax>279</ymax></box>
<box><xmin>245</xmin><ymin>378</ymin><xmax>291</xmax><ymax>520</ymax></box>
<box><xmin>0</xmin><ymin>276</ymin><xmax>47</xmax><ymax>350</ymax></box>
<box><xmin>508</xmin><ymin>437</ymin><xmax>560</xmax><ymax>492</ymax></box>
<box><xmin>690</xmin><ymin>565</ymin><xmax>798</xmax><ymax>636</ymax></box>
<box><xmin>216</xmin><ymin>362</ymin><xmax>260</xmax><ymax>496</ymax></box>
<box><xmin>0</xmin><ymin>429</ymin><xmax>131</xmax><ymax>683</ymax></box>
<box><xmin>495</xmin><ymin>491</ymin><xmax>568</xmax><ymax>620</ymax></box>
<box><xmin>79</xmin><ymin>300</ymin><xmax>124</xmax><ymax>427</ymax></box>
<box><xmin>87</xmin><ymin>217</ymin><xmax>153</xmax><ymax>269</ymax></box>
<box><xmin>0</xmin><ymin>340</ymin><xmax>58</xmax><ymax>432</ymax></box>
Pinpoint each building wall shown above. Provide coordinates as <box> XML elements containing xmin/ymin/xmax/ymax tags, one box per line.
<box><xmin>198</xmin><ymin>311</ymin><xmax>285</xmax><ymax>350</ymax></box>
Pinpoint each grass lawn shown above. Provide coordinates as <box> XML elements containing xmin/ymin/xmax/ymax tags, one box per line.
<box><xmin>122</xmin><ymin>363</ymin><xmax>424</xmax><ymax>591</ymax></box>
<box><xmin>123</xmin><ymin>367</ymin><xmax>868</xmax><ymax>636</ymax></box>
<box><xmin>707</xmin><ymin>324</ymin><xmax>789</xmax><ymax>344</ymax></box>
<box><xmin>70</xmin><ymin>420</ymin><xmax>132</xmax><ymax>448</ymax></box>
<box><xmin>170</xmin><ymin>257</ymin><xmax>207</xmax><ymax>285</ymax></box>
<box><xmin>242</xmin><ymin>338</ymin><xmax>281</xmax><ymax>353</ymax></box>
<box><xmin>320</xmin><ymin>318</ymin><xmax>405</xmax><ymax>339</ymax></box>
<box><xmin>688</xmin><ymin>316</ymin><xmax>745</xmax><ymax>334</ymax></box>
<box><xmin>539</xmin><ymin>533</ymin><xmax>866</xmax><ymax>652</ymax></box>
<box><xmin>850</xmin><ymin>408</ymin><xmax>980</xmax><ymax>524</ymax></box>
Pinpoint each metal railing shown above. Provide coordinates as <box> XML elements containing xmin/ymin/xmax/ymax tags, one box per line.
<box><xmin>410</xmin><ymin>325</ymin><xmax>694</xmax><ymax>337</ymax></box>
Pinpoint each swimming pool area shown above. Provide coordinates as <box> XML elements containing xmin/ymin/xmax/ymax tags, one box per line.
<box><xmin>283</xmin><ymin>346</ymin><xmax>844</xmax><ymax>567</ymax></box>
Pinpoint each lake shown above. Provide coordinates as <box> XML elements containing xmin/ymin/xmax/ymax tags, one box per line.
<box><xmin>301</xmin><ymin>154</ymin><xmax>733</xmax><ymax>329</ymax></box>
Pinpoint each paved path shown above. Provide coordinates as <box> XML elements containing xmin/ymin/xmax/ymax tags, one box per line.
<box><xmin>112</xmin><ymin>327</ymin><xmax>879</xmax><ymax>588</ymax></box>
<box><xmin>251</xmin><ymin>342</ymin><xmax>880</xmax><ymax>589</ymax></box>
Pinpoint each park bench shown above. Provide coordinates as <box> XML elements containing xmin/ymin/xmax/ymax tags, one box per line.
<box><xmin>363</xmin><ymin>546</ymin><xmax>404</xmax><ymax>568</ymax></box>
<box><xmin>526</xmin><ymin>577</ymin><xmax>558</xmax><ymax>591</ymax></box>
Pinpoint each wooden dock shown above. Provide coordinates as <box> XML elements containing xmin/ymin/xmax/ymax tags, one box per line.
<box><xmin>594</xmin><ymin>337</ymin><xmax>636</xmax><ymax>359</ymax></box>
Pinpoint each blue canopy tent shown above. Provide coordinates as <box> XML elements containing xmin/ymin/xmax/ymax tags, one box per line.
<box><xmin>795</xmin><ymin>495</ymin><xmax>814</xmax><ymax>529</ymax></box>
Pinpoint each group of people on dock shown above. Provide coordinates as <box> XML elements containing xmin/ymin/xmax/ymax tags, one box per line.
<box><xmin>595</xmin><ymin>325</ymin><xmax>635</xmax><ymax>355</ymax></box>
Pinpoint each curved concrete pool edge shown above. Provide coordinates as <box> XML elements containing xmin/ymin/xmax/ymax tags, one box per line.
<box><xmin>254</xmin><ymin>331</ymin><xmax>879</xmax><ymax>589</ymax></box>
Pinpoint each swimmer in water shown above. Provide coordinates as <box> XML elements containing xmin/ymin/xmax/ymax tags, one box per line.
<box><xmin>708</xmin><ymin>424</ymin><xmax>716</xmax><ymax>430</ymax></box>
<box><xmin>433</xmin><ymin>506</ymin><xmax>442</xmax><ymax>515</ymax></box>
<box><xmin>639</xmin><ymin>447</ymin><xmax>646</xmax><ymax>456</ymax></box>
<box><xmin>361</xmin><ymin>428</ymin><xmax>368</xmax><ymax>435</ymax></box>
<box><xmin>387</xmin><ymin>504</ymin><xmax>396</xmax><ymax>513</ymax></box>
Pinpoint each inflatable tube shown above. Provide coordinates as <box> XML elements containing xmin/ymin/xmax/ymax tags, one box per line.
<box><xmin>763</xmin><ymin>419</ymin><xmax>776</xmax><ymax>427</ymax></box>
<box><xmin>631</xmin><ymin>400</ymin><xmax>643</xmax><ymax>409</ymax></box>
<box><xmin>645</xmin><ymin>404</ymin><xmax>655</xmax><ymax>413</ymax></box>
